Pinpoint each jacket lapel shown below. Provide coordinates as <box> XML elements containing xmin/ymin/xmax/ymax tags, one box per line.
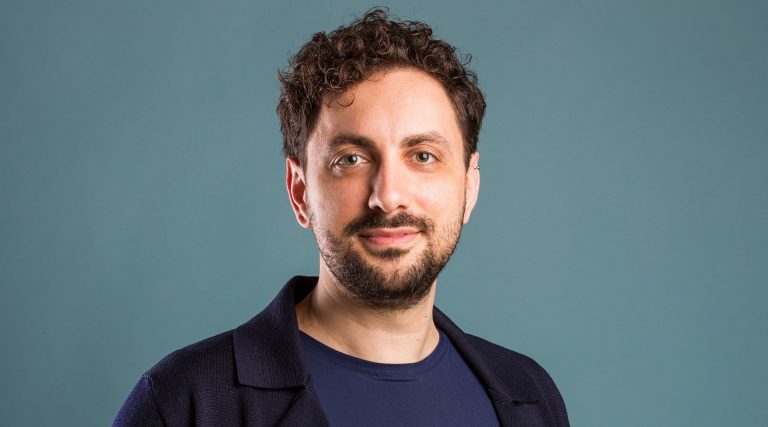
<box><xmin>276</xmin><ymin>385</ymin><xmax>331</xmax><ymax>427</ymax></box>
<box><xmin>233</xmin><ymin>276</ymin><xmax>331</xmax><ymax>426</ymax></box>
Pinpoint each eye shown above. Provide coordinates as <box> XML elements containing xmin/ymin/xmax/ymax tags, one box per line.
<box><xmin>414</xmin><ymin>152</ymin><xmax>436</xmax><ymax>163</ymax></box>
<box><xmin>336</xmin><ymin>153</ymin><xmax>366</xmax><ymax>166</ymax></box>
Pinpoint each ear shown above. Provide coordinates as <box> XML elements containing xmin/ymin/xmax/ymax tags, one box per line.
<box><xmin>463</xmin><ymin>152</ymin><xmax>480</xmax><ymax>224</ymax></box>
<box><xmin>286</xmin><ymin>157</ymin><xmax>311</xmax><ymax>228</ymax></box>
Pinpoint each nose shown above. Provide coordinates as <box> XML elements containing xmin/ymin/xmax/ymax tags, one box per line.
<box><xmin>368</xmin><ymin>157</ymin><xmax>411</xmax><ymax>214</ymax></box>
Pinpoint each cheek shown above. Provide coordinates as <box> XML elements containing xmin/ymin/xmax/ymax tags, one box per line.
<box><xmin>419</xmin><ymin>176</ymin><xmax>465</xmax><ymax>209</ymax></box>
<box><xmin>308</xmin><ymin>180</ymin><xmax>367</xmax><ymax>225</ymax></box>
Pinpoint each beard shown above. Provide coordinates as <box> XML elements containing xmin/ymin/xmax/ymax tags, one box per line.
<box><xmin>311</xmin><ymin>208</ymin><xmax>464</xmax><ymax>311</ymax></box>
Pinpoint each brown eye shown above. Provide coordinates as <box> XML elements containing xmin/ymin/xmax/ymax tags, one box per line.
<box><xmin>414</xmin><ymin>152</ymin><xmax>435</xmax><ymax>163</ymax></box>
<box><xmin>337</xmin><ymin>154</ymin><xmax>363</xmax><ymax>166</ymax></box>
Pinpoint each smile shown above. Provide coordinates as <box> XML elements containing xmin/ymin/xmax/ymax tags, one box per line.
<box><xmin>358</xmin><ymin>227</ymin><xmax>421</xmax><ymax>247</ymax></box>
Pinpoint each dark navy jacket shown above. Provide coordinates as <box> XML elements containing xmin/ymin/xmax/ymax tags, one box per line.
<box><xmin>114</xmin><ymin>276</ymin><xmax>569</xmax><ymax>426</ymax></box>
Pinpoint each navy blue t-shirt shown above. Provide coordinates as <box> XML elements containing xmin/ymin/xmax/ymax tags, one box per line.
<box><xmin>301</xmin><ymin>330</ymin><xmax>500</xmax><ymax>427</ymax></box>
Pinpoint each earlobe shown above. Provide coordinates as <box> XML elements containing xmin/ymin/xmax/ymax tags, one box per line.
<box><xmin>286</xmin><ymin>157</ymin><xmax>311</xmax><ymax>228</ymax></box>
<box><xmin>463</xmin><ymin>152</ymin><xmax>480</xmax><ymax>224</ymax></box>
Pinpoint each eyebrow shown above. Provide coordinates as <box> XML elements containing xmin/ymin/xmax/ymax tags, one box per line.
<box><xmin>327</xmin><ymin>134</ymin><xmax>375</xmax><ymax>151</ymax></box>
<box><xmin>401</xmin><ymin>131</ymin><xmax>450</xmax><ymax>149</ymax></box>
<box><xmin>327</xmin><ymin>131</ymin><xmax>451</xmax><ymax>151</ymax></box>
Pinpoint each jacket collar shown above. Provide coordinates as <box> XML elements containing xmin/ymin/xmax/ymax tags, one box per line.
<box><xmin>433</xmin><ymin>307</ymin><xmax>540</xmax><ymax>404</ymax></box>
<box><xmin>233</xmin><ymin>276</ymin><xmax>315</xmax><ymax>389</ymax></box>
<box><xmin>233</xmin><ymin>276</ymin><xmax>540</xmax><ymax>403</ymax></box>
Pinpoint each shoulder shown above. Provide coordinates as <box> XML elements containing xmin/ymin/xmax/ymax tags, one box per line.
<box><xmin>463</xmin><ymin>333</ymin><xmax>556</xmax><ymax>383</ymax></box>
<box><xmin>434</xmin><ymin>307</ymin><xmax>564</xmax><ymax>400</ymax></box>
<box><xmin>114</xmin><ymin>330</ymin><xmax>239</xmax><ymax>426</ymax></box>
<box><xmin>144</xmin><ymin>329</ymin><xmax>237</xmax><ymax>393</ymax></box>
<box><xmin>462</xmin><ymin>333</ymin><xmax>569</xmax><ymax>425</ymax></box>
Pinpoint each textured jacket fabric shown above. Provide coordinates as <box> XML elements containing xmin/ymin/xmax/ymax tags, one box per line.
<box><xmin>114</xmin><ymin>276</ymin><xmax>569</xmax><ymax>426</ymax></box>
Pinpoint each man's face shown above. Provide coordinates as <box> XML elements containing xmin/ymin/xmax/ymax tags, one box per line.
<box><xmin>287</xmin><ymin>67</ymin><xmax>480</xmax><ymax>310</ymax></box>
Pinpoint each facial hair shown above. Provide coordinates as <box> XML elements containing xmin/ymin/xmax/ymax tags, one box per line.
<box><xmin>311</xmin><ymin>208</ymin><xmax>464</xmax><ymax>311</ymax></box>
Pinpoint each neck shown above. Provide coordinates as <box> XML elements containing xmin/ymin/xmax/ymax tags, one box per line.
<box><xmin>295</xmin><ymin>262</ymin><xmax>440</xmax><ymax>364</ymax></box>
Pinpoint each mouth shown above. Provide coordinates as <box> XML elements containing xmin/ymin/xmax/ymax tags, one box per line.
<box><xmin>358</xmin><ymin>227</ymin><xmax>422</xmax><ymax>247</ymax></box>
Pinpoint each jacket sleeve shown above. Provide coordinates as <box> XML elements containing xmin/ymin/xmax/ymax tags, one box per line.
<box><xmin>113</xmin><ymin>376</ymin><xmax>166</xmax><ymax>427</ymax></box>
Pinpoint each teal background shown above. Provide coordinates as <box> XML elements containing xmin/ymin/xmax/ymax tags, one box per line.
<box><xmin>1</xmin><ymin>0</ymin><xmax>766</xmax><ymax>425</ymax></box>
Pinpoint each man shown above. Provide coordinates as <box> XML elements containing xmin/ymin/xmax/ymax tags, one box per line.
<box><xmin>114</xmin><ymin>9</ymin><xmax>569</xmax><ymax>427</ymax></box>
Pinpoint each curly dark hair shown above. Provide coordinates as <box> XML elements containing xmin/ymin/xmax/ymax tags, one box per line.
<box><xmin>277</xmin><ymin>8</ymin><xmax>486</xmax><ymax>168</ymax></box>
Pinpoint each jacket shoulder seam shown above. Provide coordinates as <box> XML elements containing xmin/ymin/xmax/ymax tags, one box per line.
<box><xmin>142</xmin><ymin>374</ymin><xmax>169</xmax><ymax>427</ymax></box>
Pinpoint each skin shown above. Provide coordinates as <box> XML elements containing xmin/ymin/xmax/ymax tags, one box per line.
<box><xmin>286</xmin><ymin>67</ymin><xmax>480</xmax><ymax>363</ymax></box>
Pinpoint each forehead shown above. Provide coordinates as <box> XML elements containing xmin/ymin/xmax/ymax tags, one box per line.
<box><xmin>307</xmin><ymin>68</ymin><xmax>463</xmax><ymax>156</ymax></box>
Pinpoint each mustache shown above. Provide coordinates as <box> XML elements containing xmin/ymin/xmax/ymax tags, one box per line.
<box><xmin>344</xmin><ymin>212</ymin><xmax>433</xmax><ymax>237</ymax></box>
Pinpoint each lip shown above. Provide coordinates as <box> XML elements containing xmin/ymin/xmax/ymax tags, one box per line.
<box><xmin>358</xmin><ymin>227</ymin><xmax>421</xmax><ymax>246</ymax></box>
